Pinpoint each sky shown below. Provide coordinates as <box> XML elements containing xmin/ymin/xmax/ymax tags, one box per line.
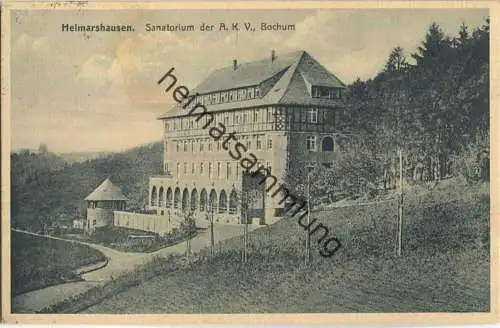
<box><xmin>10</xmin><ymin>8</ymin><xmax>489</xmax><ymax>153</ymax></box>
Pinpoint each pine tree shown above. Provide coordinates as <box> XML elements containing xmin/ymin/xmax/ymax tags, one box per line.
<box><xmin>384</xmin><ymin>46</ymin><xmax>408</xmax><ymax>73</ymax></box>
<box><xmin>412</xmin><ymin>22</ymin><xmax>445</xmax><ymax>65</ymax></box>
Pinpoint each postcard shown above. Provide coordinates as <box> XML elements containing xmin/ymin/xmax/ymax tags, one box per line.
<box><xmin>1</xmin><ymin>0</ymin><xmax>498</xmax><ymax>324</ymax></box>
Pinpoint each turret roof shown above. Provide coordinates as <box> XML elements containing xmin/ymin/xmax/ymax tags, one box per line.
<box><xmin>85</xmin><ymin>178</ymin><xmax>127</xmax><ymax>201</ymax></box>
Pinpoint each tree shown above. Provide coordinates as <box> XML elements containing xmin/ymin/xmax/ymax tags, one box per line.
<box><xmin>384</xmin><ymin>46</ymin><xmax>408</xmax><ymax>73</ymax></box>
<box><xmin>458</xmin><ymin>22</ymin><xmax>469</xmax><ymax>47</ymax></box>
<box><xmin>38</xmin><ymin>143</ymin><xmax>49</xmax><ymax>155</ymax></box>
<box><xmin>180</xmin><ymin>211</ymin><xmax>197</xmax><ymax>262</ymax></box>
<box><xmin>412</xmin><ymin>22</ymin><xmax>446</xmax><ymax>66</ymax></box>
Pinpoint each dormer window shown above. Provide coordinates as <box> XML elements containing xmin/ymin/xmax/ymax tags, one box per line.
<box><xmin>255</xmin><ymin>87</ymin><xmax>261</xmax><ymax>98</ymax></box>
<box><xmin>312</xmin><ymin>86</ymin><xmax>343</xmax><ymax>99</ymax></box>
<box><xmin>312</xmin><ymin>87</ymin><xmax>321</xmax><ymax>98</ymax></box>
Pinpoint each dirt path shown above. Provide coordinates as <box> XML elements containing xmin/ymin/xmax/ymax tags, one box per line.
<box><xmin>11</xmin><ymin>225</ymin><xmax>254</xmax><ymax>313</ymax></box>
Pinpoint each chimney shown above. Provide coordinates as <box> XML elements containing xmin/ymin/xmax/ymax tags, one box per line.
<box><xmin>233</xmin><ymin>59</ymin><xmax>238</xmax><ymax>70</ymax></box>
<box><xmin>271</xmin><ymin>50</ymin><xmax>276</xmax><ymax>62</ymax></box>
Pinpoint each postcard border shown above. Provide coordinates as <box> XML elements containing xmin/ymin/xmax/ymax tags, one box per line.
<box><xmin>1</xmin><ymin>0</ymin><xmax>498</xmax><ymax>324</ymax></box>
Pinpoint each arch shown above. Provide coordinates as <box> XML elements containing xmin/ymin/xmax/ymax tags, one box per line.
<box><xmin>209</xmin><ymin>189</ymin><xmax>218</xmax><ymax>213</ymax></box>
<box><xmin>182</xmin><ymin>188</ymin><xmax>189</xmax><ymax>212</ymax></box>
<box><xmin>174</xmin><ymin>187</ymin><xmax>181</xmax><ymax>209</ymax></box>
<box><xmin>219</xmin><ymin>190</ymin><xmax>227</xmax><ymax>213</ymax></box>
<box><xmin>229</xmin><ymin>190</ymin><xmax>238</xmax><ymax>214</ymax></box>
<box><xmin>166</xmin><ymin>187</ymin><xmax>173</xmax><ymax>208</ymax></box>
<box><xmin>190</xmin><ymin>189</ymin><xmax>198</xmax><ymax>212</ymax></box>
<box><xmin>200</xmin><ymin>189</ymin><xmax>208</xmax><ymax>212</ymax></box>
<box><xmin>322</xmin><ymin>136</ymin><xmax>334</xmax><ymax>152</ymax></box>
<box><xmin>151</xmin><ymin>186</ymin><xmax>157</xmax><ymax>206</ymax></box>
<box><xmin>158</xmin><ymin>187</ymin><xmax>165</xmax><ymax>207</ymax></box>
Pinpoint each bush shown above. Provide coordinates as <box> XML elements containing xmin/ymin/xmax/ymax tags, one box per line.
<box><xmin>451</xmin><ymin>134</ymin><xmax>489</xmax><ymax>184</ymax></box>
<box><xmin>312</xmin><ymin>145</ymin><xmax>381</xmax><ymax>203</ymax></box>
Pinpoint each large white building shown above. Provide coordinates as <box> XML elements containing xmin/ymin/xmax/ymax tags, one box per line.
<box><xmin>150</xmin><ymin>50</ymin><xmax>348</xmax><ymax>224</ymax></box>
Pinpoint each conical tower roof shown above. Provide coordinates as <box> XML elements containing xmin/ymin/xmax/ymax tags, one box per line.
<box><xmin>85</xmin><ymin>178</ymin><xmax>127</xmax><ymax>201</ymax></box>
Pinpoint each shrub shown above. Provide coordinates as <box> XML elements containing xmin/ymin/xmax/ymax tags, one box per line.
<box><xmin>451</xmin><ymin>134</ymin><xmax>489</xmax><ymax>184</ymax></box>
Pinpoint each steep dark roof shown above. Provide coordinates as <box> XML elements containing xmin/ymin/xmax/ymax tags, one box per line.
<box><xmin>159</xmin><ymin>50</ymin><xmax>345</xmax><ymax>119</ymax></box>
<box><xmin>85</xmin><ymin>178</ymin><xmax>127</xmax><ymax>201</ymax></box>
<box><xmin>192</xmin><ymin>51</ymin><xmax>302</xmax><ymax>94</ymax></box>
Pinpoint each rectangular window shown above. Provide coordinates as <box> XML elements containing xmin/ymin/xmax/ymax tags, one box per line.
<box><xmin>309</xmin><ymin>108</ymin><xmax>318</xmax><ymax>123</ymax></box>
<box><xmin>184</xmin><ymin>162</ymin><xmax>188</xmax><ymax>174</ymax></box>
<box><xmin>312</xmin><ymin>87</ymin><xmax>320</xmax><ymax>98</ymax></box>
<box><xmin>224</xmin><ymin>115</ymin><xmax>229</xmax><ymax>126</ymax></box>
<box><xmin>244</xmin><ymin>136</ymin><xmax>251</xmax><ymax>149</ymax></box>
<box><xmin>214</xmin><ymin>93</ymin><xmax>220</xmax><ymax>103</ymax></box>
<box><xmin>176</xmin><ymin>162</ymin><xmax>180</xmax><ymax>177</ymax></box>
<box><xmin>328</xmin><ymin>89</ymin><xmax>335</xmax><ymax>99</ymax></box>
<box><xmin>164</xmin><ymin>141</ymin><xmax>168</xmax><ymax>153</ymax></box>
<box><xmin>192</xmin><ymin>163</ymin><xmax>195</xmax><ymax>175</ymax></box>
<box><xmin>208</xmin><ymin>163</ymin><xmax>212</xmax><ymax>178</ymax></box>
<box><xmin>208</xmin><ymin>142</ymin><xmax>213</xmax><ymax>152</ymax></box>
<box><xmin>267</xmin><ymin>137</ymin><xmax>273</xmax><ymax>149</ymax></box>
<box><xmin>200</xmin><ymin>163</ymin><xmax>204</xmax><ymax>175</ymax></box>
<box><xmin>254</xmin><ymin>110</ymin><xmax>259</xmax><ymax>123</ymax></box>
<box><xmin>200</xmin><ymin>139</ymin><xmax>204</xmax><ymax>152</ymax></box>
<box><xmin>248</xmin><ymin>87</ymin><xmax>254</xmax><ymax>99</ymax></box>
<box><xmin>306</xmin><ymin>136</ymin><xmax>317</xmax><ymax>151</ymax></box>
<box><xmin>256</xmin><ymin>135</ymin><xmax>262</xmax><ymax>150</ymax></box>
<box><xmin>255</xmin><ymin>87</ymin><xmax>261</xmax><ymax>98</ymax></box>
<box><xmin>217</xmin><ymin>140</ymin><xmax>221</xmax><ymax>151</ymax></box>
<box><xmin>217</xmin><ymin>162</ymin><xmax>221</xmax><ymax>177</ymax></box>
<box><xmin>227</xmin><ymin>162</ymin><xmax>231</xmax><ymax>178</ymax></box>
<box><xmin>191</xmin><ymin>140</ymin><xmax>194</xmax><ymax>152</ymax></box>
<box><xmin>183</xmin><ymin>140</ymin><xmax>188</xmax><ymax>152</ymax></box>
<box><xmin>242</xmin><ymin>113</ymin><xmax>247</xmax><ymax>123</ymax></box>
<box><xmin>236</xmin><ymin>163</ymin><xmax>239</xmax><ymax>178</ymax></box>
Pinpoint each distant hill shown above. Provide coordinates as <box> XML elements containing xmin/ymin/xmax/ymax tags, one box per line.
<box><xmin>11</xmin><ymin>141</ymin><xmax>163</xmax><ymax>231</ymax></box>
<box><xmin>57</xmin><ymin>151</ymin><xmax>112</xmax><ymax>165</ymax></box>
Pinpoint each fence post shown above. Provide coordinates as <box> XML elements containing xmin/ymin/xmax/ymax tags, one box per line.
<box><xmin>397</xmin><ymin>148</ymin><xmax>404</xmax><ymax>257</ymax></box>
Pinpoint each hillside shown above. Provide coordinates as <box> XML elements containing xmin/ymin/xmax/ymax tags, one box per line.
<box><xmin>11</xmin><ymin>141</ymin><xmax>163</xmax><ymax>231</ymax></box>
<box><xmin>11</xmin><ymin>231</ymin><xmax>105</xmax><ymax>296</ymax></box>
<box><xmin>285</xmin><ymin>19</ymin><xmax>490</xmax><ymax>204</ymax></box>
<box><xmin>84</xmin><ymin>180</ymin><xmax>489</xmax><ymax>313</ymax></box>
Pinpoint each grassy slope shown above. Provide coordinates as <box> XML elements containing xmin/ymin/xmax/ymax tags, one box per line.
<box><xmin>85</xmin><ymin>180</ymin><xmax>489</xmax><ymax>313</ymax></box>
<box><xmin>11</xmin><ymin>231</ymin><xmax>106</xmax><ymax>296</ymax></box>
